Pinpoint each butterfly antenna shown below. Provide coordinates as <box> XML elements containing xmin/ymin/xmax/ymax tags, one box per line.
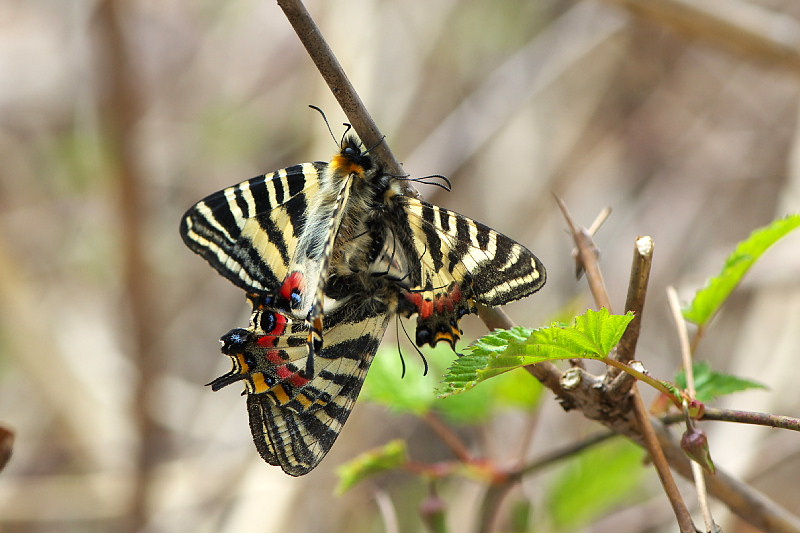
<box><xmin>399</xmin><ymin>174</ymin><xmax>452</xmax><ymax>192</ymax></box>
<box><xmin>309</xmin><ymin>105</ymin><xmax>339</xmax><ymax>145</ymax></box>
<box><xmin>394</xmin><ymin>317</ymin><xmax>407</xmax><ymax>379</ymax></box>
<box><xmin>363</xmin><ymin>135</ymin><xmax>387</xmax><ymax>154</ymax></box>
<box><xmin>399</xmin><ymin>317</ymin><xmax>429</xmax><ymax>376</ymax></box>
<box><xmin>340</xmin><ymin>122</ymin><xmax>354</xmax><ymax>143</ymax></box>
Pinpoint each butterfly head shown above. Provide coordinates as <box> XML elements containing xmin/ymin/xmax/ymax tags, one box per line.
<box><xmin>332</xmin><ymin>135</ymin><xmax>374</xmax><ymax>179</ymax></box>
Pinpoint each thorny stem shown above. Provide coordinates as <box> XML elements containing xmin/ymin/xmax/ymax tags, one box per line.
<box><xmin>559</xmin><ymin>199</ymin><xmax>694</xmax><ymax>532</ymax></box>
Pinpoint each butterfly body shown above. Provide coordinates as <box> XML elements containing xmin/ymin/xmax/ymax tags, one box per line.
<box><xmin>181</xmin><ymin>135</ymin><xmax>545</xmax><ymax>475</ymax></box>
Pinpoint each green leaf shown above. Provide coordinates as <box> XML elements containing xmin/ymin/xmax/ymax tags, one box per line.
<box><xmin>675</xmin><ymin>362</ymin><xmax>767</xmax><ymax>403</ymax></box>
<box><xmin>437</xmin><ymin>368</ymin><xmax>544</xmax><ymax>424</ymax></box>
<box><xmin>335</xmin><ymin>440</ymin><xmax>407</xmax><ymax>494</ymax></box>
<box><xmin>438</xmin><ymin>309</ymin><xmax>634</xmax><ymax>397</ymax></box>
<box><xmin>547</xmin><ymin>439</ymin><xmax>646</xmax><ymax>530</ymax></box>
<box><xmin>683</xmin><ymin>214</ymin><xmax>800</xmax><ymax>325</ymax></box>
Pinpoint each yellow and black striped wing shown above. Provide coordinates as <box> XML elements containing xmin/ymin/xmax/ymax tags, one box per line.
<box><xmin>211</xmin><ymin>303</ymin><xmax>390</xmax><ymax>476</ymax></box>
<box><xmin>391</xmin><ymin>196</ymin><xmax>546</xmax><ymax>347</ymax></box>
<box><xmin>180</xmin><ymin>162</ymin><xmax>326</xmax><ymax>295</ymax></box>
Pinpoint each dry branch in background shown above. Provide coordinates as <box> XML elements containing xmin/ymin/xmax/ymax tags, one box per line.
<box><xmin>604</xmin><ymin>0</ymin><xmax>800</xmax><ymax>72</ymax></box>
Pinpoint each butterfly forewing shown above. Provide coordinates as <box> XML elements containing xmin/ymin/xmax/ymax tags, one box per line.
<box><xmin>180</xmin><ymin>162</ymin><xmax>324</xmax><ymax>295</ymax></box>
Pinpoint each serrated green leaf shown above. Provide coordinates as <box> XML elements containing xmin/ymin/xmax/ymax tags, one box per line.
<box><xmin>547</xmin><ymin>439</ymin><xmax>646</xmax><ymax>530</ymax></box>
<box><xmin>683</xmin><ymin>214</ymin><xmax>800</xmax><ymax>325</ymax></box>
<box><xmin>675</xmin><ymin>362</ymin><xmax>767</xmax><ymax>403</ymax></box>
<box><xmin>335</xmin><ymin>440</ymin><xmax>407</xmax><ymax>494</ymax></box>
<box><xmin>438</xmin><ymin>309</ymin><xmax>634</xmax><ymax>397</ymax></box>
<box><xmin>437</xmin><ymin>368</ymin><xmax>544</xmax><ymax>424</ymax></box>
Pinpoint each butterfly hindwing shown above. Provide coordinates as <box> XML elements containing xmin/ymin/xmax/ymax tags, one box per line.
<box><xmin>382</xmin><ymin>196</ymin><xmax>545</xmax><ymax>347</ymax></box>
<box><xmin>212</xmin><ymin>297</ymin><xmax>390</xmax><ymax>476</ymax></box>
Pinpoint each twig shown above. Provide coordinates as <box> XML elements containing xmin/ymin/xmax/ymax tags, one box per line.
<box><xmin>632</xmin><ymin>385</ymin><xmax>697</xmax><ymax>533</ymax></box>
<box><xmin>667</xmin><ymin>287</ymin><xmax>695</xmax><ymax>396</ymax></box>
<box><xmin>276</xmin><ymin>0</ymin><xmax>405</xmax><ymax>180</ymax></box>
<box><xmin>616</xmin><ymin>236</ymin><xmax>654</xmax><ymax>364</ymax></box>
<box><xmin>699</xmin><ymin>408</ymin><xmax>800</xmax><ymax>431</ymax></box>
<box><xmin>574</xmin><ymin>207</ymin><xmax>612</xmax><ymax>278</ymax></box>
<box><xmin>374</xmin><ymin>488</ymin><xmax>400</xmax><ymax>533</ymax></box>
<box><xmin>422</xmin><ymin>412</ymin><xmax>473</xmax><ymax>463</ymax></box>
<box><xmin>606</xmin><ymin>236</ymin><xmax>654</xmax><ymax>397</ymax></box>
<box><xmin>667</xmin><ymin>287</ymin><xmax>717</xmax><ymax>530</ymax></box>
<box><xmin>554</xmin><ymin>196</ymin><xmax>612</xmax><ymax>310</ymax></box>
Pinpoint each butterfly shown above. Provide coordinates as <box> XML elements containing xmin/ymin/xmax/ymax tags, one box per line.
<box><xmin>180</xmin><ymin>135</ymin><xmax>546</xmax><ymax>475</ymax></box>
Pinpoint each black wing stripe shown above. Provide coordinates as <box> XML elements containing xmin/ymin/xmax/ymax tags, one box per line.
<box><xmin>448</xmin><ymin>211</ymin><xmax>472</xmax><ymax>273</ymax></box>
<box><xmin>420</xmin><ymin>204</ymin><xmax>445</xmax><ymax>273</ymax></box>
<box><xmin>246</xmin><ymin>174</ymin><xmax>273</xmax><ymax>216</ymax></box>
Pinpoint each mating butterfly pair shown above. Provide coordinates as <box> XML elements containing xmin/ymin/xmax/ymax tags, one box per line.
<box><xmin>180</xmin><ymin>135</ymin><xmax>545</xmax><ymax>475</ymax></box>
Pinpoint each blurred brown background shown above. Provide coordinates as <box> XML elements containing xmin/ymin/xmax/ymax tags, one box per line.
<box><xmin>1</xmin><ymin>0</ymin><xmax>799</xmax><ymax>531</ymax></box>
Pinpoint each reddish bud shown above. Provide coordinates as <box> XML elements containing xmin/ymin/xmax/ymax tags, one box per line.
<box><xmin>420</xmin><ymin>491</ymin><xmax>446</xmax><ymax>533</ymax></box>
<box><xmin>681</xmin><ymin>426</ymin><xmax>715</xmax><ymax>474</ymax></box>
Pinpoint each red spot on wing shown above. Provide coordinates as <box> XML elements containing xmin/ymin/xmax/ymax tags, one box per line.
<box><xmin>288</xmin><ymin>373</ymin><xmax>310</xmax><ymax>387</ymax></box>
<box><xmin>280</xmin><ymin>272</ymin><xmax>305</xmax><ymax>301</ymax></box>
<box><xmin>267</xmin><ymin>349</ymin><xmax>285</xmax><ymax>365</ymax></box>
<box><xmin>420</xmin><ymin>299</ymin><xmax>434</xmax><ymax>319</ymax></box>
<box><xmin>262</xmin><ymin>312</ymin><xmax>289</xmax><ymax>336</ymax></box>
<box><xmin>406</xmin><ymin>285</ymin><xmax>467</xmax><ymax>320</ymax></box>
<box><xmin>258</xmin><ymin>335</ymin><xmax>279</xmax><ymax>348</ymax></box>
<box><xmin>275</xmin><ymin>364</ymin><xmax>310</xmax><ymax>388</ymax></box>
<box><xmin>450</xmin><ymin>283</ymin><xmax>463</xmax><ymax>303</ymax></box>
